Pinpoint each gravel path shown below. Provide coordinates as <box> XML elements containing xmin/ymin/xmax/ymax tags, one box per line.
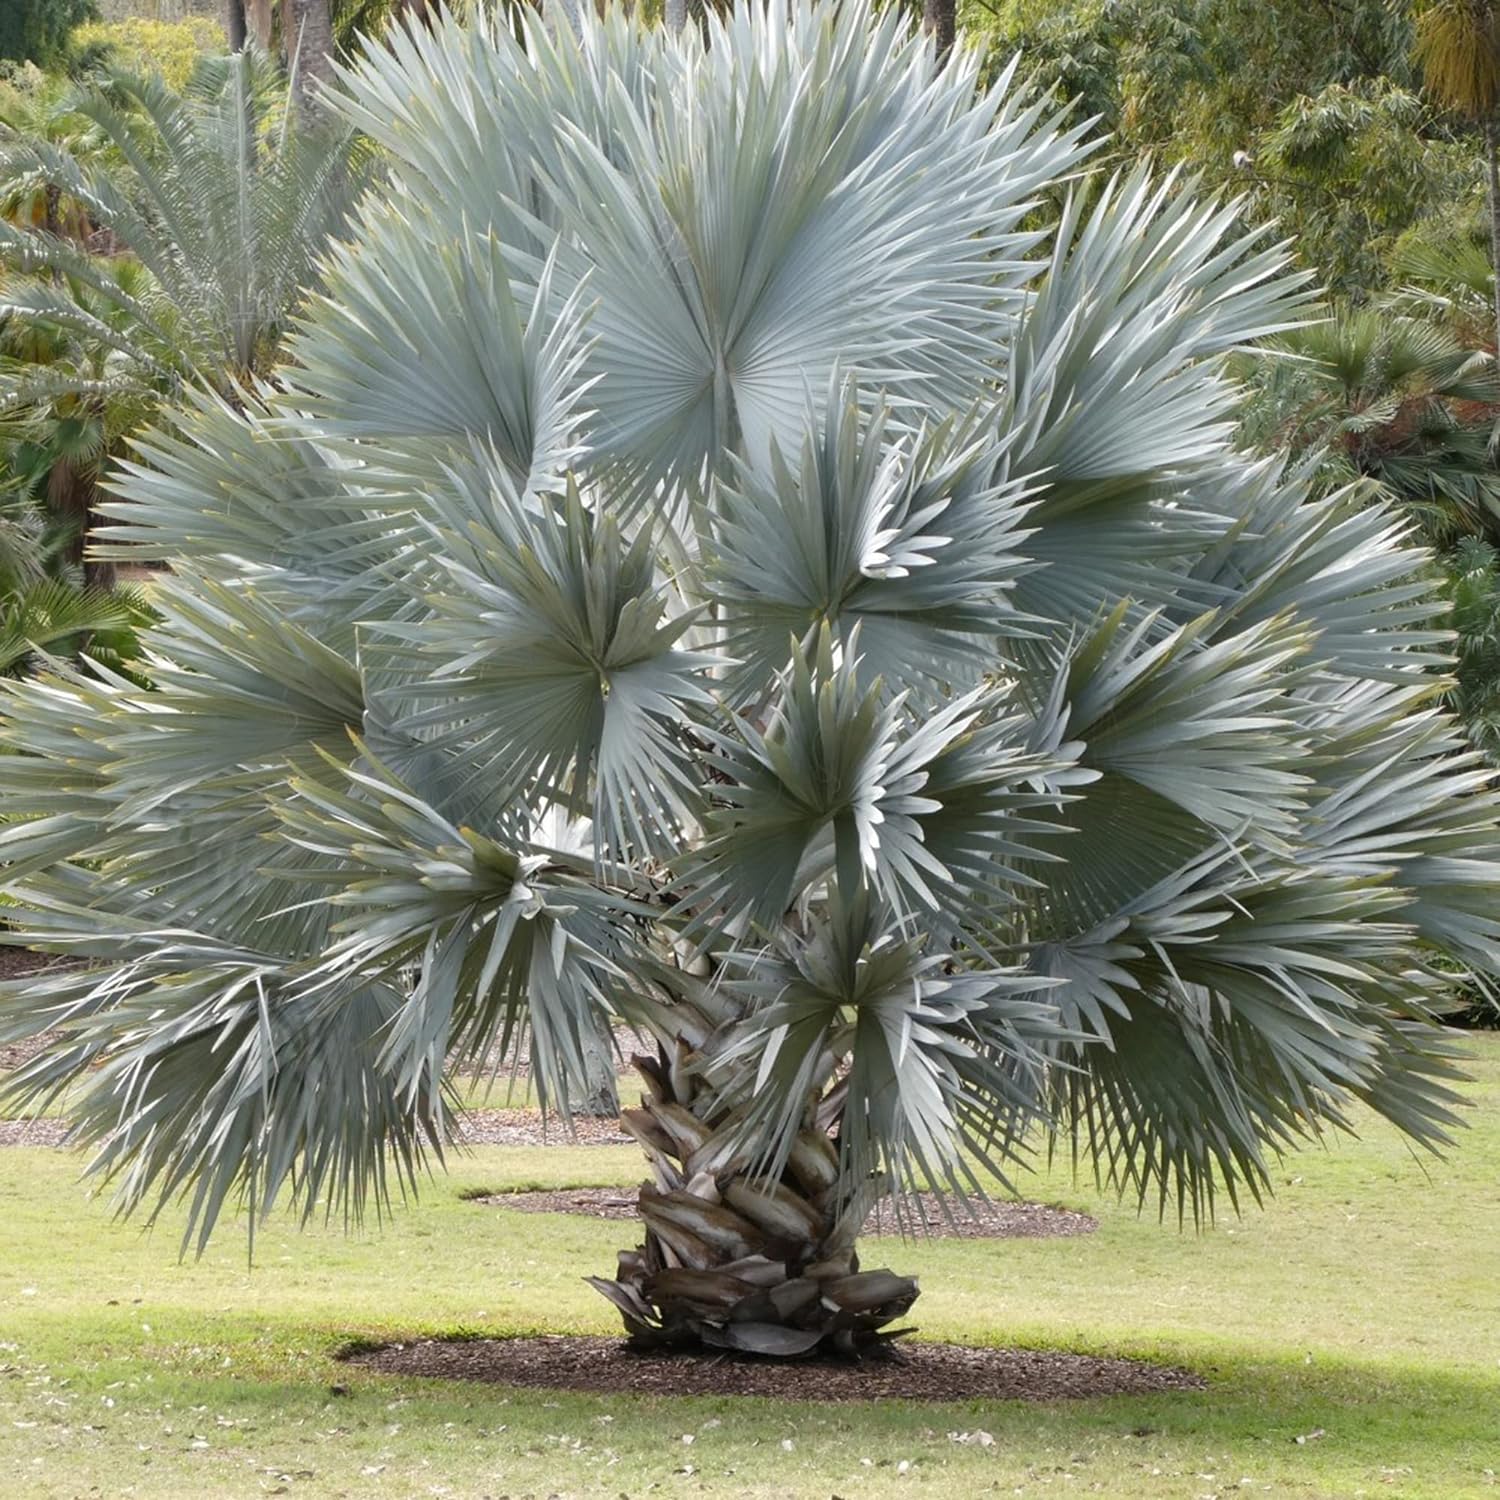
<box><xmin>0</xmin><ymin>1118</ymin><xmax>72</xmax><ymax>1147</ymax></box>
<box><xmin>0</xmin><ymin>950</ymin><xmax>76</xmax><ymax>1071</ymax></box>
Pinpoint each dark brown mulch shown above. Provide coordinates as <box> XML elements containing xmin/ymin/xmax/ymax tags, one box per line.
<box><xmin>342</xmin><ymin>1333</ymin><xmax>1202</xmax><ymax>1402</ymax></box>
<box><xmin>0</xmin><ymin>948</ymin><xmax>58</xmax><ymax>983</ymax></box>
<box><xmin>474</xmin><ymin>1186</ymin><xmax>1097</xmax><ymax>1240</ymax></box>
<box><xmin>0</xmin><ymin>1035</ymin><xmax>54</xmax><ymax>1073</ymax></box>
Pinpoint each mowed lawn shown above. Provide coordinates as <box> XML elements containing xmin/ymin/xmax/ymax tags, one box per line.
<box><xmin>1</xmin><ymin>1039</ymin><xmax>1497</xmax><ymax>1499</ymax></box>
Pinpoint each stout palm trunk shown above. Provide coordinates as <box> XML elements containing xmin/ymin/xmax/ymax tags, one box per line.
<box><xmin>287</xmin><ymin>0</ymin><xmax>335</xmax><ymax>119</ymax></box>
<box><xmin>593</xmin><ymin>1013</ymin><xmax>916</xmax><ymax>1356</ymax></box>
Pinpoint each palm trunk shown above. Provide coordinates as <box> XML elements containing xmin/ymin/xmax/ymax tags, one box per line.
<box><xmin>47</xmin><ymin>458</ymin><xmax>116</xmax><ymax>593</ymax></box>
<box><xmin>923</xmin><ymin>0</ymin><xmax>955</xmax><ymax>63</ymax></box>
<box><xmin>664</xmin><ymin>0</ymin><xmax>688</xmax><ymax>33</ymax></box>
<box><xmin>1487</xmin><ymin>119</ymin><xmax>1500</xmax><ymax>364</ymax></box>
<box><xmin>571</xmin><ymin>1022</ymin><xmax>619</xmax><ymax>1118</ymax></box>
<box><xmin>287</xmin><ymin>0</ymin><xmax>335</xmax><ymax>123</ymax></box>
<box><xmin>545</xmin><ymin>0</ymin><xmax>583</xmax><ymax>33</ymax></box>
<box><xmin>225</xmin><ymin>0</ymin><xmax>248</xmax><ymax>51</ymax></box>
<box><xmin>590</xmin><ymin>1023</ymin><xmax>918</xmax><ymax>1358</ymax></box>
<box><xmin>247</xmin><ymin>0</ymin><xmax>275</xmax><ymax>48</ymax></box>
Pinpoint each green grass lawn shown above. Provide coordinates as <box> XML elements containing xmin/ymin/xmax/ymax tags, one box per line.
<box><xmin>1</xmin><ymin>1038</ymin><xmax>1497</xmax><ymax>1499</ymax></box>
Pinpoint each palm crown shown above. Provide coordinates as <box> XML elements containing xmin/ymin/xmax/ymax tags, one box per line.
<box><xmin>2</xmin><ymin>3</ymin><xmax>1497</xmax><ymax>1357</ymax></box>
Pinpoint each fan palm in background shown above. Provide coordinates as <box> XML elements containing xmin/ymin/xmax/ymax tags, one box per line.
<box><xmin>0</xmin><ymin>487</ymin><xmax>145</xmax><ymax>676</ymax></box>
<box><xmin>1387</xmin><ymin>216</ymin><xmax>1500</xmax><ymax>345</ymax></box>
<box><xmin>1238</xmin><ymin>306</ymin><xmax>1500</xmax><ymax>759</ymax></box>
<box><xmin>1445</xmin><ymin>535</ymin><xmax>1500</xmax><ymax>757</ymax></box>
<box><xmin>1411</xmin><ymin>0</ymin><xmax>1500</xmax><ymax>358</ymax></box>
<box><xmin>1242</xmin><ymin>306</ymin><xmax>1500</xmax><ymax>545</ymax></box>
<box><xmin>2</xmin><ymin>2</ymin><xmax>1498</xmax><ymax>1359</ymax></box>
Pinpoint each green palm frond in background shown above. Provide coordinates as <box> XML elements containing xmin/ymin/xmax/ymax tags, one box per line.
<box><xmin>0</xmin><ymin>44</ymin><xmax>374</xmax><ymax>666</ymax></box>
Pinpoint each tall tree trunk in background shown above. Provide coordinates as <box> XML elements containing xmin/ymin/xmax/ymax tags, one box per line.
<box><xmin>287</xmin><ymin>0</ymin><xmax>335</xmax><ymax>121</ymax></box>
<box><xmin>664</xmin><ymin>0</ymin><xmax>688</xmax><ymax>33</ymax></box>
<box><xmin>1487</xmin><ymin>119</ymin><xmax>1500</xmax><ymax>364</ymax></box>
<box><xmin>922</xmin><ymin>0</ymin><xmax>954</xmax><ymax>62</ymax></box>
<box><xmin>225</xmin><ymin>0</ymin><xmax>247</xmax><ymax>51</ymax></box>
<box><xmin>247</xmin><ymin>0</ymin><xmax>275</xmax><ymax>49</ymax></box>
<box><xmin>48</xmin><ymin>459</ymin><xmax>115</xmax><ymax>593</ymax></box>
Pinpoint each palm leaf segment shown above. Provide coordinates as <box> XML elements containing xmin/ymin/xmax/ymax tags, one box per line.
<box><xmin>1</xmin><ymin>3</ymin><xmax>1494</xmax><ymax>1353</ymax></box>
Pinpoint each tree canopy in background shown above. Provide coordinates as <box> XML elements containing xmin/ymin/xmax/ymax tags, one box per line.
<box><xmin>0</xmin><ymin>0</ymin><xmax>100</xmax><ymax>69</ymax></box>
<box><xmin>970</xmin><ymin>0</ymin><xmax>1482</xmax><ymax>297</ymax></box>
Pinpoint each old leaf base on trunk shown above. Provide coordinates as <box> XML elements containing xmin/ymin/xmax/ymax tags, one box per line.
<box><xmin>587</xmin><ymin>1050</ymin><xmax>919</xmax><ymax>1358</ymax></box>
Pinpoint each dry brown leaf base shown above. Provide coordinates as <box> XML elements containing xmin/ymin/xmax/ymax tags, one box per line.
<box><xmin>341</xmin><ymin>1333</ymin><xmax>1204</xmax><ymax>1402</ymax></box>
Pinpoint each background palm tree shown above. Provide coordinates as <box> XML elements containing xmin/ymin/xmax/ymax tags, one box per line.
<box><xmin>1412</xmin><ymin>0</ymin><xmax>1500</xmax><ymax>357</ymax></box>
<box><xmin>2</xmin><ymin>1</ymin><xmax>1497</xmax><ymax>1359</ymax></box>
<box><xmin>0</xmin><ymin>47</ymin><xmax>374</xmax><ymax>589</ymax></box>
<box><xmin>1238</xmin><ymin>303</ymin><xmax>1500</xmax><ymax>770</ymax></box>
<box><xmin>0</xmin><ymin>455</ymin><xmax>142</xmax><ymax>677</ymax></box>
<box><xmin>1386</xmin><ymin>215</ymin><xmax>1498</xmax><ymax>348</ymax></box>
<box><xmin>1445</xmin><ymin>534</ymin><xmax>1500</xmax><ymax>755</ymax></box>
<box><xmin>1242</xmin><ymin>304</ymin><xmax>1500</xmax><ymax>544</ymax></box>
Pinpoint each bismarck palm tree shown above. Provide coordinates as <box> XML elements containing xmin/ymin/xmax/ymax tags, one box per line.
<box><xmin>3</xmin><ymin>3</ymin><xmax>1498</xmax><ymax>1359</ymax></box>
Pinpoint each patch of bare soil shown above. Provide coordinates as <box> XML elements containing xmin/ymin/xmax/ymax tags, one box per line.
<box><xmin>473</xmin><ymin>1186</ymin><xmax>1097</xmax><ymax>1239</ymax></box>
<box><xmin>342</xmin><ymin>1333</ymin><xmax>1202</xmax><ymax>1401</ymax></box>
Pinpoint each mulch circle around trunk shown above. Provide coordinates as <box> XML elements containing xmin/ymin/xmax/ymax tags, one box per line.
<box><xmin>0</xmin><ymin>948</ymin><xmax>60</xmax><ymax>983</ymax></box>
<box><xmin>0</xmin><ymin>951</ymin><xmax>78</xmax><ymax>1073</ymax></box>
<box><xmin>0</xmin><ymin>1118</ymin><xmax>71</xmax><ymax>1147</ymax></box>
<box><xmin>341</xmin><ymin>1332</ymin><xmax>1202</xmax><ymax>1402</ymax></box>
<box><xmin>0</xmin><ymin>1109</ymin><xmax>637</xmax><ymax>1150</ymax></box>
<box><xmin>452</xmin><ymin>1112</ymin><xmax>633</xmax><ymax>1148</ymax></box>
<box><xmin>471</xmin><ymin>1185</ymin><xmax>1098</xmax><ymax>1239</ymax></box>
